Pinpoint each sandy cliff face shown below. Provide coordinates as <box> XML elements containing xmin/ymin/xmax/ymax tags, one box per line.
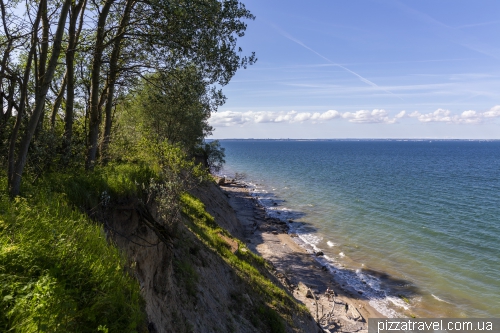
<box><xmin>105</xmin><ymin>182</ymin><xmax>320</xmax><ymax>333</ymax></box>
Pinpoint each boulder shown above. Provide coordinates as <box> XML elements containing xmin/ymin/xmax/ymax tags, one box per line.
<box><xmin>297</xmin><ymin>282</ymin><xmax>316</xmax><ymax>299</ymax></box>
<box><xmin>346</xmin><ymin>303</ymin><xmax>364</xmax><ymax>322</ymax></box>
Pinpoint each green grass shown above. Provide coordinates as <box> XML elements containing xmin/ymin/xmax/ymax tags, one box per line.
<box><xmin>0</xmin><ymin>167</ymin><xmax>148</xmax><ymax>332</ymax></box>
<box><xmin>180</xmin><ymin>193</ymin><xmax>308</xmax><ymax>332</ymax></box>
<box><xmin>33</xmin><ymin>163</ymin><xmax>158</xmax><ymax>210</ymax></box>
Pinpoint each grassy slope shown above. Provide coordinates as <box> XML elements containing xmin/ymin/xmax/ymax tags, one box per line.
<box><xmin>0</xmin><ymin>165</ymin><xmax>151</xmax><ymax>332</ymax></box>
<box><xmin>180</xmin><ymin>193</ymin><xmax>309</xmax><ymax>333</ymax></box>
<box><xmin>0</xmin><ymin>163</ymin><xmax>311</xmax><ymax>332</ymax></box>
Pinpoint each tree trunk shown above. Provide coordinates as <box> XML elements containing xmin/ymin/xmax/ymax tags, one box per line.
<box><xmin>0</xmin><ymin>0</ymin><xmax>14</xmax><ymax>131</ymax></box>
<box><xmin>0</xmin><ymin>79</ymin><xmax>15</xmax><ymax>136</ymax></box>
<box><xmin>50</xmin><ymin>71</ymin><xmax>67</xmax><ymax>128</ymax></box>
<box><xmin>85</xmin><ymin>0</ymin><xmax>114</xmax><ymax>170</ymax></box>
<box><xmin>9</xmin><ymin>0</ymin><xmax>72</xmax><ymax>197</ymax></box>
<box><xmin>34</xmin><ymin>0</ymin><xmax>49</xmax><ymax>139</ymax></box>
<box><xmin>7</xmin><ymin>1</ymin><xmax>43</xmax><ymax>192</ymax></box>
<box><xmin>62</xmin><ymin>0</ymin><xmax>86</xmax><ymax>158</ymax></box>
<box><xmin>100</xmin><ymin>0</ymin><xmax>135</xmax><ymax>163</ymax></box>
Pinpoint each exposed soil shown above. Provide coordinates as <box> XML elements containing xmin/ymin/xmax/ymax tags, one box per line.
<box><xmin>104</xmin><ymin>182</ymin><xmax>322</xmax><ymax>333</ymax></box>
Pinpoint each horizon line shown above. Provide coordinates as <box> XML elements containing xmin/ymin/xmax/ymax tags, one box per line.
<box><xmin>208</xmin><ymin>138</ymin><xmax>500</xmax><ymax>141</ymax></box>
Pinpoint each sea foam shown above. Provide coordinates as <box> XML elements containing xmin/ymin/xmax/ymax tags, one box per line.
<box><xmin>242</xmin><ymin>177</ymin><xmax>410</xmax><ymax>319</ymax></box>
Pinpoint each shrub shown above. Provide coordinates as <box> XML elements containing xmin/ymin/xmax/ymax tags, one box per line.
<box><xmin>197</xmin><ymin>140</ymin><xmax>226</xmax><ymax>173</ymax></box>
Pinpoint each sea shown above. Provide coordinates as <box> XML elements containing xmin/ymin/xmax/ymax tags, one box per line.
<box><xmin>217</xmin><ymin>139</ymin><xmax>500</xmax><ymax>318</ymax></box>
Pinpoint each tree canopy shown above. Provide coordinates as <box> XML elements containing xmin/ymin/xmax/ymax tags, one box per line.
<box><xmin>0</xmin><ymin>0</ymin><xmax>255</xmax><ymax>196</ymax></box>
<box><xmin>131</xmin><ymin>67</ymin><xmax>221</xmax><ymax>150</ymax></box>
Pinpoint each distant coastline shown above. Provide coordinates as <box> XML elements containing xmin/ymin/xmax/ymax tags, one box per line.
<box><xmin>212</xmin><ymin>138</ymin><xmax>500</xmax><ymax>141</ymax></box>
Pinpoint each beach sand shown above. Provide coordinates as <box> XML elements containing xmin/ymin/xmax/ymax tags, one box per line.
<box><xmin>220</xmin><ymin>181</ymin><xmax>385</xmax><ymax>332</ymax></box>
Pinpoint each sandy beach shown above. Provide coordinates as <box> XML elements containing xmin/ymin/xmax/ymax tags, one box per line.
<box><xmin>219</xmin><ymin>180</ymin><xmax>385</xmax><ymax>332</ymax></box>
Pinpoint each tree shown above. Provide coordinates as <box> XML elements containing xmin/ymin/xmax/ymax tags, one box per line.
<box><xmin>6</xmin><ymin>0</ymin><xmax>72</xmax><ymax>197</ymax></box>
<box><xmin>129</xmin><ymin>67</ymin><xmax>222</xmax><ymax>152</ymax></box>
<box><xmin>99</xmin><ymin>0</ymin><xmax>135</xmax><ymax>163</ymax></box>
<box><xmin>85</xmin><ymin>0</ymin><xmax>256</xmax><ymax>168</ymax></box>
<box><xmin>1</xmin><ymin>0</ymin><xmax>255</xmax><ymax>195</ymax></box>
<box><xmin>201</xmin><ymin>140</ymin><xmax>225</xmax><ymax>173</ymax></box>
<box><xmin>85</xmin><ymin>0</ymin><xmax>115</xmax><ymax>169</ymax></box>
<box><xmin>61</xmin><ymin>0</ymin><xmax>87</xmax><ymax>157</ymax></box>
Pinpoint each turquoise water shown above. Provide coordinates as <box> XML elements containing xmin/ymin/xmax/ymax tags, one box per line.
<box><xmin>219</xmin><ymin>140</ymin><xmax>500</xmax><ymax>318</ymax></box>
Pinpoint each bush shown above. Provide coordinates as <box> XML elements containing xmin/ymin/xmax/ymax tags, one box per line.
<box><xmin>197</xmin><ymin>140</ymin><xmax>225</xmax><ymax>173</ymax></box>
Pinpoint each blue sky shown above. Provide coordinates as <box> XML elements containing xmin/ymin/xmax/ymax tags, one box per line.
<box><xmin>209</xmin><ymin>0</ymin><xmax>500</xmax><ymax>139</ymax></box>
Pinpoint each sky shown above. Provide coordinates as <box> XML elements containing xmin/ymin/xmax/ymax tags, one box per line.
<box><xmin>208</xmin><ymin>0</ymin><xmax>500</xmax><ymax>139</ymax></box>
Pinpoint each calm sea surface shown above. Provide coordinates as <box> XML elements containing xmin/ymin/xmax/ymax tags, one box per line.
<box><xmin>218</xmin><ymin>140</ymin><xmax>500</xmax><ymax>318</ymax></box>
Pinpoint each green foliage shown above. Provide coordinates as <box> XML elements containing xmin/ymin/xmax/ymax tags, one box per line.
<box><xmin>0</xmin><ymin>180</ymin><xmax>144</xmax><ymax>332</ymax></box>
<box><xmin>257</xmin><ymin>305</ymin><xmax>285</xmax><ymax>333</ymax></box>
<box><xmin>110</xmin><ymin>110</ymin><xmax>212</xmax><ymax>173</ymax></box>
<box><xmin>113</xmin><ymin>67</ymin><xmax>221</xmax><ymax>156</ymax></box>
<box><xmin>146</xmin><ymin>0</ymin><xmax>256</xmax><ymax>86</ymax></box>
<box><xmin>198</xmin><ymin>140</ymin><xmax>226</xmax><ymax>173</ymax></box>
<box><xmin>29</xmin><ymin>163</ymin><xmax>157</xmax><ymax>212</ymax></box>
<box><xmin>179</xmin><ymin>193</ymin><xmax>308</xmax><ymax>330</ymax></box>
<box><xmin>149</xmin><ymin>141</ymin><xmax>209</xmax><ymax>181</ymax></box>
<box><xmin>0</xmin><ymin>117</ymin><xmax>15</xmax><ymax>169</ymax></box>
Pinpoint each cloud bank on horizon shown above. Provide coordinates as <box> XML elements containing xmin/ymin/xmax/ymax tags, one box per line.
<box><xmin>209</xmin><ymin>105</ymin><xmax>500</xmax><ymax>127</ymax></box>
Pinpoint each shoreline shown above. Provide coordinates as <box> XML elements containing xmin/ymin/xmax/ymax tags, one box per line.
<box><xmin>216</xmin><ymin>140</ymin><xmax>500</xmax><ymax>319</ymax></box>
<box><xmin>219</xmin><ymin>179</ymin><xmax>386</xmax><ymax>332</ymax></box>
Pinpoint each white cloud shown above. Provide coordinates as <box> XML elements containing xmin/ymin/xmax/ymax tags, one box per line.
<box><xmin>209</xmin><ymin>111</ymin><xmax>252</xmax><ymax>127</ymax></box>
<box><xmin>395</xmin><ymin>110</ymin><xmax>406</xmax><ymax>118</ymax></box>
<box><xmin>274</xmin><ymin>111</ymin><xmax>297</xmax><ymax>123</ymax></box>
<box><xmin>319</xmin><ymin>110</ymin><xmax>341</xmax><ymax>120</ymax></box>
<box><xmin>342</xmin><ymin>109</ymin><xmax>397</xmax><ymax>124</ymax></box>
<box><xmin>483</xmin><ymin>105</ymin><xmax>500</xmax><ymax>118</ymax></box>
<box><xmin>253</xmin><ymin>112</ymin><xmax>276</xmax><ymax>123</ymax></box>
<box><xmin>409</xmin><ymin>108</ymin><xmax>453</xmax><ymax>122</ymax></box>
<box><xmin>293</xmin><ymin>112</ymin><xmax>312</xmax><ymax>122</ymax></box>
<box><xmin>458</xmin><ymin>110</ymin><xmax>482</xmax><ymax>124</ymax></box>
<box><xmin>209</xmin><ymin>105</ymin><xmax>500</xmax><ymax>127</ymax></box>
<box><xmin>406</xmin><ymin>105</ymin><xmax>500</xmax><ymax>124</ymax></box>
<box><xmin>210</xmin><ymin>109</ymin><xmax>400</xmax><ymax>126</ymax></box>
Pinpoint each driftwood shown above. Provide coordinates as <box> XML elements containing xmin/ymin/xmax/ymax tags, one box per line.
<box><xmin>306</xmin><ymin>286</ymin><xmax>320</xmax><ymax>322</ymax></box>
<box><xmin>320</xmin><ymin>288</ymin><xmax>336</xmax><ymax>324</ymax></box>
